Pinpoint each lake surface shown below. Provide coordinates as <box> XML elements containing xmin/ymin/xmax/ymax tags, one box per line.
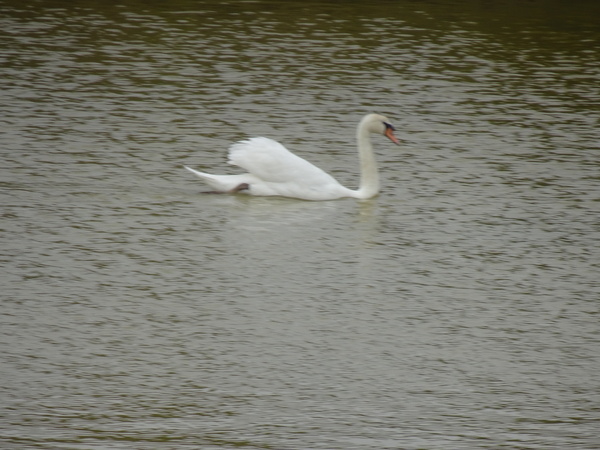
<box><xmin>1</xmin><ymin>0</ymin><xmax>599</xmax><ymax>448</ymax></box>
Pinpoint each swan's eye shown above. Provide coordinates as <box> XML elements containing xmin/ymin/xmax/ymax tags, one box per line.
<box><xmin>383</xmin><ymin>122</ymin><xmax>396</xmax><ymax>131</ymax></box>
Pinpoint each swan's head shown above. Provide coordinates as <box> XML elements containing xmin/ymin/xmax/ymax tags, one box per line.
<box><xmin>361</xmin><ymin>113</ymin><xmax>400</xmax><ymax>145</ymax></box>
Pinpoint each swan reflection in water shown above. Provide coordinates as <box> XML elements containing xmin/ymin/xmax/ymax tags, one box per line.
<box><xmin>184</xmin><ymin>113</ymin><xmax>400</xmax><ymax>201</ymax></box>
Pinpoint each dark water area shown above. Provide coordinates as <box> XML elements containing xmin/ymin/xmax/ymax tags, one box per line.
<box><xmin>1</xmin><ymin>0</ymin><xmax>599</xmax><ymax>448</ymax></box>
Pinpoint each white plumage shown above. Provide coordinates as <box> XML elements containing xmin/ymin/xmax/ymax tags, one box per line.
<box><xmin>184</xmin><ymin>113</ymin><xmax>399</xmax><ymax>201</ymax></box>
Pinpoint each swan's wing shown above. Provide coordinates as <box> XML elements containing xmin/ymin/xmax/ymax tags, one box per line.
<box><xmin>227</xmin><ymin>137</ymin><xmax>338</xmax><ymax>185</ymax></box>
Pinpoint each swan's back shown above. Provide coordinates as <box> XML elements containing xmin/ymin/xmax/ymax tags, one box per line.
<box><xmin>224</xmin><ymin>137</ymin><xmax>354</xmax><ymax>200</ymax></box>
<box><xmin>228</xmin><ymin>137</ymin><xmax>339</xmax><ymax>185</ymax></box>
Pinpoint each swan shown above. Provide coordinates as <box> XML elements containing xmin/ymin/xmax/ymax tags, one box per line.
<box><xmin>184</xmin><ymin>113</ymin><xmax>399</xmax><ymax>201</ymax></box>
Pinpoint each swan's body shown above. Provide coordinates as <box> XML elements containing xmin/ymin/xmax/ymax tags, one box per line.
<box><xmin>184</xmin><ymin>113</ymin><xmax>399</xmax><ymax>201</ymax></box>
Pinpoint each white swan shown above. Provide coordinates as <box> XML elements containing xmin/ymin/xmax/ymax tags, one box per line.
<box><xmin>184</xmin><ymin>113</ymin><xmax>399</xmax><ymax>201</ymax></box>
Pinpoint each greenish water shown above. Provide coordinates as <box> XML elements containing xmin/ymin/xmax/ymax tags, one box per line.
<box><xmin>1</xmin><ymin>1</ymin><xmax>599</xmax><ymax>448</ymax></box>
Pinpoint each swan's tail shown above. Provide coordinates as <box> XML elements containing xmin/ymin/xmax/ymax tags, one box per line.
<box><xmin>184</xmin><ymin>166</ymin><xmax>222</xmax><ymax>189</ymax></box>
<box><xmin>184</xmin><ymin>165</ymin><xmax>253</xmax><ymax>193</ymax></box>
<box><xmin>184</xmin><ymin>165</ymin><xmax>208</xmax><ymax>178</ymax></box>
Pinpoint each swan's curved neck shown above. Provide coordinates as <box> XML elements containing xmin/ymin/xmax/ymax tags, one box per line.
<box><xmin>355</xmin><ymin>121</ymin><xmax>379</xmax><ymax>199</ymax></box>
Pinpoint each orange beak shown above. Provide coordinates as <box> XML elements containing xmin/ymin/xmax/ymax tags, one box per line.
<box><xmin>384</xmin><ymin>125</ymin><xmax>400</xmax><ymax>145</ymax></box>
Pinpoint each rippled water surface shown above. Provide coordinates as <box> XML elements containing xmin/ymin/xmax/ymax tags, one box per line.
<box><xmin>1</xmin><ymin>0</ymin><xmax>599</xmax><ymax>448</ymax></box>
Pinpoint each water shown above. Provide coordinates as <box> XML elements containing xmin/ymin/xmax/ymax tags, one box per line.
<box><xmin>1</xmin><ymin>0</ymin><xmax>599</xmax><ymax>448</ymax></box>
